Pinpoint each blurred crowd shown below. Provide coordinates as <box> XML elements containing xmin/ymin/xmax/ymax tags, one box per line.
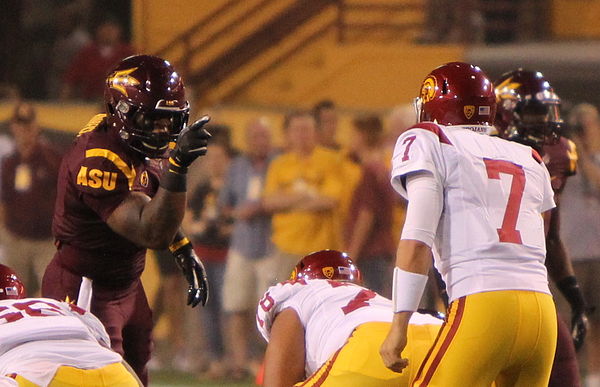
<box><xmin>0</xmin><ymin>0</ymin><xmax>133</xmax><ymax>102</ymax></box>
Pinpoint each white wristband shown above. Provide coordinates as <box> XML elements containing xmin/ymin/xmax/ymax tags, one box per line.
<box><xmin>392</xmin><ymin>267</ymin><xmax>428</xmax><ymax>313</ymax></box>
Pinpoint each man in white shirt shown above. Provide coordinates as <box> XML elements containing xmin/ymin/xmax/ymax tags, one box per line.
<box><xmin>257</xmin><ymin>249</ymin><xmax>442</xmax><ymax>387</ymax></box>
<box><xmin>0</xmin><ymin>264</ymin><xmax>141</xmax><ymax>387</ymax></box>
<box><xmin>380</xmin><ymin>62</ymin><xmax>557</xmax><ymax>386</ymax></box>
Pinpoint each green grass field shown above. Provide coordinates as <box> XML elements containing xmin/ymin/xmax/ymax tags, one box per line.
<box><xmin>150</xmin><ymin>370</ymin><xmax>255</xmax><ymax>387</ymax></box>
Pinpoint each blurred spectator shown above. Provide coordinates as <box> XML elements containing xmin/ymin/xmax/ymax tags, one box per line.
<box><xmin>219</xmin><ymin>117</ymin><xmax>278</xmax><ymax>379</ymax></box>
<box><xmin>183</xmin><ymin>124</ymin><xmax>235</xmax><ymax>379</ymax></box>
<box><xmin>562</xmin><ymin>103</ymin><xmax>600</xmax><ymax>386</ymax></box>
<box><xmin>385</xmin><ymin>104</ymin><xmax>416</xmax><ymax>150</ymax></box>
<box><xmin>47</xmin><ymin>3</ymin><xmax>91</xmax><ymax>99</ymax></box>
<box><xmin>60</xmin><ymin>17</ymin><xmax>134</xmax><ymax>101</ymax></box>
<box><xmin>312</xmin><ymin>100</ymin><xmax>361</xmax><ymax>256</ymax></box>
<box><xmin>312</xmin><ymin>99</ymin><xmax>340</xmax><ymax>150</ymax></box>
<box><xmin>344</xmin><ymin>115</ymin><xmax>396</xmax><ymax>297</ymax></box>
<box><xmin>0</xmin><ymin>102</ymin><xmax>62</xmax><ymax>294</ymax></box>
<box><xmin>262</xmin><ymin>110</ymin><xmax>345</xmax><ymax>282</ymax></box>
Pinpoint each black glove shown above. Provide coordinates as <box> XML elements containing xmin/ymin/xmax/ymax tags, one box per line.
<box><xmin>557</xmin><ymin>275</ymin><xmax>590</xmax><ymax>351</ymax></box>
<box><xmin>173</xmin><ymin>243</ymin><xmax>209</xmax><ymax>307</ymax></box>
<box><xmin>571</xmin><ymin>311</ymin><xmax>589</xmax><ymax>352</ymax></box>
<box><xmin>170</xmin><ymin>116</ymin><xmax>211</xmax><ymax>174</ymax></box>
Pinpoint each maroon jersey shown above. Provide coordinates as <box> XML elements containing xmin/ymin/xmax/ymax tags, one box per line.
<box><xmin>542</xmin><ymin>137</ymin><xmax>577</xmax><ymax>194</ymax></box>
<box><xmin>52</xmin><ymin>114</ymin><xmax>164</xmax><ymax>284</ymax></box>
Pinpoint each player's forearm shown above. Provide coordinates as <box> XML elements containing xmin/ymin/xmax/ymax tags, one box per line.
<box><xmin>395</xmin><ymin>239</ymin><xmax>431</xmax><ymax>275</ymax></box>
<box><xmin>263</xmin><ymin>309</ymin><xmax>306</xmax><ymax>387</ymax></box>
<box><xmin>139</xmin><ymin>188</ymin><xmax>186</xmax><ymax>249</ymax></box>
<box><xmin>546</xmin><ymin>236</ymin><xmax>575</xmax><ymax>283</ymax></box>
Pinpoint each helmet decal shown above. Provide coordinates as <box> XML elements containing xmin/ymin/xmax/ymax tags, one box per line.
<box><xmin>420</xmin><ymin>76</ymin><xmax>437</xmax><ymax>103</ymax></box>
<box><xmin>140</xmin><ymin>170</ymin><xmax>149</xmax><ymax>187</ymax></box>
<box><xmin>107</xmin><ymin>67</ymin><xmax>140</xmax><ymax>97</ymax></box>
<box><xmin>464</xmin><ymin>105</ymin><xmax>475</xmax><ymax>119</ymax></box>
<box><xmin>322</xmin><ymin>267</ymin><xmax>334</xmax><ymax>279</ymax></box>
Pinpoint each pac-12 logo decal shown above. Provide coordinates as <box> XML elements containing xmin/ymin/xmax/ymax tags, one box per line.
<box><xmin>76</xmin><ymin>166</ymin><xmax>118</xmax><ymax>191</ymax></box>
<box><xmin>322</xmin><ymin>267</ymin><xmax>334</xmax><ymax>279</ymax></box>
<box><xmin>420</xmin><ymin>76</ymin><xmax>437</xmax><ymax>103</ymax></box>
<box><xmin>464</xmin><ymin>105</ymin><xmax>475</xmax><ymax>119</ymax></box>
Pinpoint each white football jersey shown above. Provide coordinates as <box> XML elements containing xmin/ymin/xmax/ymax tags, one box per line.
<box><xmin>256</xmin><ymin>279</ymin><xmax>441</xmax><ymax>376</ymax></box>
<box><xmin>391</xmin><ymin>123</ymin><xmax>555</xmax><ymax>302</ymax></box>
<box><xmin>0</xmin><ymin>298</ymin><xmax>122</xmax><ymax>387</ymax></box>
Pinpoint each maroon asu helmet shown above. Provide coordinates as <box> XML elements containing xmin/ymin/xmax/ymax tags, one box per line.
<box><xmin>416</xmin><ymin>62</ymin><xmax>496</xmax><ymax>127</ymax></box>
<box><xmin>0</xmin><ymin>264</ymin><xmax>26</xmax><ymax>300</ymax></box>
<box><xmin>290</xmin><ymin>250</ymin><xmax>362</xmax><ymax>284</ymax></box>
<box><xmin>494</xmin><ymin>69</ymin><xmax>562</xmax><ymax>148</ymax></box>
<box><xmin>105</xmin><ymin>54</ymin><xmax>190</xmax><ymax>158</ymax></box>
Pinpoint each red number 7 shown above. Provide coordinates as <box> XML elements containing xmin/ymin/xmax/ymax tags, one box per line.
<box><xmin>401</xmin><ymin>136</ymin><xmax>417</xmax><ymax>161</ymax></box>
<box><xmin>483</xmin><ymin>158</ymin><xmax>526</xmax><ymax>244</ymax></box>
<box><xmin>341</xmin><ymin>289</ymin><xmax>377</xmax><ymax>314</ymax></box>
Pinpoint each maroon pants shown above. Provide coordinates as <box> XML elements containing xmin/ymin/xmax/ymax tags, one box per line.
<box><xmin>42</xmin><ymin>255</ymin><xmax>153</xmax><ymax>386</ymax></box>
<box><xmin>549</xmin><ymin>313</ymin><xmax>581</xmax><ymax>387</ymax></box>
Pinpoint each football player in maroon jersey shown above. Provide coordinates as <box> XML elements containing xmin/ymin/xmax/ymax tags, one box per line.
<box><xmin>495</xmin><ymin>69</ymin><xmax>589</xmax><ymax>387</ymax></box>
<box><xmin>41</xmin><ymin>55</ymin><xmax>211</xmax><ymax>385</ymax></box>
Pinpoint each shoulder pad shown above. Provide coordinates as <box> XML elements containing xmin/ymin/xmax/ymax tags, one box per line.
<box><xmin>407</xmin><ymin>123</ymin><xmax>452</xmax><ymax>145</ymax></box>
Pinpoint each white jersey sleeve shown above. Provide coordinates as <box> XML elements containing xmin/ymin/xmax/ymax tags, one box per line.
<box><xmin>391</xmin><ymin>123</ymin><xmax>448</xmax><ymax>198</ymax></box>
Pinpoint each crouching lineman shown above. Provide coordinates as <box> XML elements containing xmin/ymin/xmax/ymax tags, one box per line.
<box><xmin>0</xmin><ymin>264</ymin><xmax>141</xmax><ymax>387</ymax></box>
<box><xmin>256</xmin><ymin>250</ymin><xmax>442</xmax><ymax>387</ymax></box>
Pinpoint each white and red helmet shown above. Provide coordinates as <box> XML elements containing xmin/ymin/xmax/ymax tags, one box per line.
<box><xmin>0</xmin><ymin>264</ymin><xmax>26</xmax><ymax>300</ymax></box>
<box><xmin>416</xmin><ymin>62</ymin><xmax>496</xmax><ymax>126</ymax></box>
<box><xmin>290</xmin><ymin>250</ymin><xmax>362</xmax><ymax>284</ymax></box>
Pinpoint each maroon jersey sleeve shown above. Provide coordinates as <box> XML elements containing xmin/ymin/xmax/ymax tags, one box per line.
<box><xmin>75</xmin><ymin>148</ymin><xmax>136</xmax><ymax>221</ymax></box>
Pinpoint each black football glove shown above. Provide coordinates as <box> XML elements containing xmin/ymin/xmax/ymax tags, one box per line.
<box><xmin>169</xmin><ymin>116</ymin><xmax>211</xmax><ymax>174</ymax></box>
<box><xmin>557</xmin><ymin>275</ymin><xmax>590</xmax><ymax>351</ymax></box>
<box><xmin>173</xmin><ymin>243</ymin><xmax>209</xmax><ymax>307</ymax></box>
<box><xmin>571</xmin><ymin>311</ymin><xmax>589</xmax><ymax>352</ymax></box>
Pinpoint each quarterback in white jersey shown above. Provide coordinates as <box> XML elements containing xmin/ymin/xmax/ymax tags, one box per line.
<box><xmin>380</xmin><ymin>62</ymin><xmax>558</xmax><ymax>387</ymax></box>
<box><xmin>0</xmin><ymin>264</ymin><xmax>140</xmax><ymax>387</ymax></box>
<box><xmin>257</xmin><ymin>250</ymin><xmax>442</xmax><ymax>387</ymax></box>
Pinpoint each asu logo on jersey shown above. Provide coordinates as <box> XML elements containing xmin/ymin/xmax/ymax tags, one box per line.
<box><xmin>76</xmin><ymin>166</ymin><xmax>118</xmax><ymax>191</ymax></box>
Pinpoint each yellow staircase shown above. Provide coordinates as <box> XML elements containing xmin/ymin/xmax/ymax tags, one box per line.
<box><xmin>134</xmin><ymin>0</ymin><xmax>461</xmax><ymax>109</ymax></box>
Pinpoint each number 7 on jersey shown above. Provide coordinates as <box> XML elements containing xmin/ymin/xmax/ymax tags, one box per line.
<box><xmin>484</xmin><ymin>158</ymin><xmax>526</xmax><ymax>244</ymax></box>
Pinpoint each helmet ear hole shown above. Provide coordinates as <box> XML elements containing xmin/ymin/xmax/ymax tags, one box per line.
<box><xmin>442</xmin><ymin>79</ymin><xmax>449</xmax><ymax>95</ymax></box>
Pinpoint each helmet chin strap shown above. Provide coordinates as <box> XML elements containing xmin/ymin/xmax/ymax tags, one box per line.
<box><xmin>413</xmin><ymin>97</ymin><xmax>422</xmax><ymax>122</ymax></box>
